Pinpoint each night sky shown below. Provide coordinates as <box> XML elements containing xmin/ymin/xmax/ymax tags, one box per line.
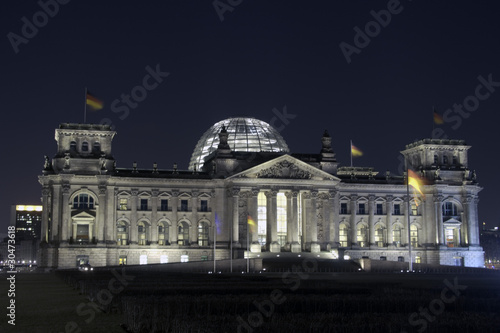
<box><xmin>2</xmin><ymin>1</ymin><xmax>499</xmax><ymax>234</ymax></box>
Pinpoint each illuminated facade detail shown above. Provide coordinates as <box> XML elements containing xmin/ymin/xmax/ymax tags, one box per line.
<box><xmin>38</xmin><ymin>122</ymin><xmax>484</xmax><ymax>269</ymax></box>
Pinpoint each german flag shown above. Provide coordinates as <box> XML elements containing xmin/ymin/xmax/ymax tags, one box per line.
<box><xmin>433</xmin><ymin>110</ymin><xmax>444</xmax><ymax>125</ymax></box>
<box><xmin>248</xmin><ymin>215</ymin><xmax>257</xmax><ymax>233</ymax></box>
<box><xmin>86</xmin><ymin>91</ymin><xmax>104</xmax><ymax>111</ymax></box>
<box><xmin>351</xmin><ymin>143</ymin><xmax>363</xmax><ymax>157</ymax></box>
<box><xmin>408</xmin><ymin>169</ymin><xmax>425</xmax><ymax>199</ymax></box>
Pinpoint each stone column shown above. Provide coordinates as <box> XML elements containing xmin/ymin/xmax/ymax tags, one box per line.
<box><xmin>51</xmin><ymin>184</ymin><xmax>61</xmax><ymax>242</ymax></box>
<box><xmin>191</xmin><ymin>190</ymin><xmax>199</xmax><ymax>245</ymax></box>
<box><xmin>105</xmin><ymin>188</ymin><xmax>116</xmax><ymax>244</ymax></box>
<box><xmin>151</xmin><ymin>189</ymin><xmax>159</xmax><ymax>244</ymax></box>
<box><xmin>302</xmin><ymin>192</ymin><xmax>311</xmax><ymax>250</ymax></box>
<box><xmin>285</xmin><ymin>191</ymin><xmax>293</xmax><ymax>249</ymax></box>
<box><xmin>61</xmin><ymin>183</ymin><xmax>70</xmax><ymax>244</ymax></box>
<box><xmin>231</xmin><ymin>188</ymin><xmax>240</xmax><ymax>246</ymax></box>
<box><xmin>350</xmin><ymin>195</ymin><xmax>358</xmax><ymax>246</ymax></box>
<box><xmin>41</xmin><ymin>186</ymin><xmax>50</xmax><ymax>243</ymax></box>
<box><xmin>322</xmin><ymin>193</ymin><xmax>331</xmax><ymax>250</ymax></box>
<box><xmin>309</xmin><ymin>190</ymin><xmax>320</xmax><ymax>253</ymax></box>
<box><xmin>130</xmin><ymin>189</ymin><xmax>138</xmax><ymax>244</ymax></box>
<box><xmin>249</xmin><ymin>189</ymin><xmax>261</xmax><ymax>252</ymax></box>
<box><xmin>266</xmin><ymin>190</ymin><xmax>279</xmax><ymax>252</ymax></box>
<box><xmin>368</xmin><ymin>195</ymin><xmax>375</xmax><ymax>246</ymax></box>
<box><xmin>465</xmin><ymin>195</ymin><xmax>480</xmax><ymax>246</ymax></box>
<box><xmin>434</xmin><ymin>195</ymin><xmax>444</xmax><ymax>246</ymax></box>
<box><xmin>403</xmin><ymin>195</ymin><xmax>409</xmax><ymax>246</ymax></box>
<box><xmin>97</xmin><ymin>184</ymin><xmax>107</xmax><ymax>244</ymax></box>
<box><xmin>170</xmin><ymin>190</ymin><xmax>179</xmax><ymax>245</ymax></box>
<box><xmin>330</xmin><ymin>190</ymin><xmax>339</xmax><ymax>247</ymax></box>
<box><xmin>290</xmin><ymin>190</ymin><xmax>300</xmax><ymax>252</ymax></box>
<box><xmin>386</xmin><ymin>195</ymin><xmax>393</xmax><ymax>245</ymax></box>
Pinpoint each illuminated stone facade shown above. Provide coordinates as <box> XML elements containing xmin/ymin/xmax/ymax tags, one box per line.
<box><xmin>38</xmin><ymin>120</ymin><xmax>484</xmax><ymax>269</ymax></box>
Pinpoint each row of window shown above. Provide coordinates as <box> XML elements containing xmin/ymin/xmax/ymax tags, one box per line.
<box><xmin>116</xmin><ymin>221</ymin><xmax>210</xmax><ymax>247</ymax></box>
<box><xmin>340</xmin><ymin>202</ymin><xmax>459</xmax><ymax>216</ymax></box>
<box><xmin>119</xmin><ymin>198</ymin><xmax>209</xmax><ymax>212</ymax></box>
<box><xmin>338</xmin><ymin>224</ymin><xmax>420</xmax><ymax>248</ymax></box>
<box><xmin>69</xmin><ymin>141</ymin><xmax>100</xmax><ymax>153</ymax></box>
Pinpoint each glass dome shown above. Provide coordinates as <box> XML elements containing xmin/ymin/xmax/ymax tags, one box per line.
<box><xmin>189</xmin><ymin>117</ymin><xmax>289</xmax><ymax>170</ymax></box>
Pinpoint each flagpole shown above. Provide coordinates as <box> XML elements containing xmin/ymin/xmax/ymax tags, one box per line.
<box><xmin>213</xmin><ymin>215</ymin><xmax>216</xmax><ymax>273</ymax></box>
<box><xmin>230</xmin><ymin>213</ymin><xmax>233</xmax><ymax>273</ymax></box>
<box><xmin>432</xmin><ymin>106</ymin><xmax>435</xmax><ymax>135</ymax></box>
<box><xmin>350</xmin><ymin>140</ymin><xmax>353</xmax><ymax>167</ymax></box>
<box><xmin>247</xmin><ymin>217</ymin><xmax>250</xmax><ymax>273</ymax></box>
<box><xmin>405</xmin><ymin>156</ymin><xmax>413</xmax><ymax>272</ymax></box>
<box><xmin>84</xmin><ymin>87</ymin><xmax>87</xmax><ymax>124</ymax></box>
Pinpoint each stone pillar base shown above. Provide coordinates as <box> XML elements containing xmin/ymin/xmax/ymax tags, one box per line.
<box><xmin>291</xmin><ymin>242</ymin><xmax>301</xmax><ymax>253</ymax></box>
<box><xmin>250</xmin><ymin>243</ymin><xmax>262</xmax><ymax>253</ymax></box>
<box><xmin>270</xmin><ymin>242</ymin><xmax>281</xmax><ymax>253</ymax></box>
<box><xmin>310</xmin><ymin>243</ymin><xmax>321</xmax><ymax>253</ymax></box>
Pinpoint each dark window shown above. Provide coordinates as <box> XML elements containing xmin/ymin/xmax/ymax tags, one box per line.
<box><xmin>93</xmin><ymin>142</ymin><xmax>101</xmax><ymax>152</ymax></box>
<box><xmin>160</xmin><ymin>199</ymin><xmax>168</xmax><ymax>211</ymax></box>
<box><xmin>442</xmin><ymin>202</ymin><xmax>457</xmax><ymax>216</ymax></box>
<box><xmin>443</xmin><ymin>155</ymin><xmax>448</xmax><ymax>164</ymax></box>
<box><xmin>358</xmin><ymin>203</ymin><xmax>366</xmax><ymax>214</ymax></box>
<box><xmin>140</xmin><ymin>199</ymin><xmax>148</xmax><ymax>210</ymax></box>
<box><xmin>380</xmin><ymin>256</ymin><xmax>387</xmax><ymax>261</ymax></box>
<box><xmin>398</xmin><ymin>256</ymin><xmax>405</xmax><ymax>262</ymax></box>
<box><xmin>181</xmin><ymin>200</ymin><xmax>188</xmax><ymax>211</ymax></box>
<box><xmin>376</xmin><ymin>203</ymin><xmax>383</xmax><ymax>215</ymax></box>
<box><xmin>453</xmin><ymin>156</ymin><xmax>458</xmax><ymax>164</ymax></box>
<box><xmin>200</xmin><ymin>200</ymin><xmax>208</xmax><ymax>212</ymax></box>
<box><xmin>73</xmin><ymin>194</ymin><xmax>94</xmax><ymax>209</ymax></box>
<box><xmin>70</xmin><ymin>141</ymin><xmax>77</xmax><ymax>151</ymax></box>
<box><xmin>82</xmin><ymin>142</ymin><xmax>89</xmax><ymax>152</ymax></box>
<box><xmin>340</xmin><ymin>203</ymin><xmax>348</xmax><ymax>214</ymax></box>
<box><xmin>434</xmin><ymin>155</ymin><xmax>438</xmax><ymax>164</ymax></box>
<box><xmin>394</xmin><ymin>204</ymin><xmax>401</xmax><ymax>215</ymax></box>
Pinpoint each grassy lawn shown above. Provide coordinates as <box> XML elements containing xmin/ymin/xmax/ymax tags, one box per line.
<box><xmin>0</xmin><ymin>272</ymin><xmax>124</xmax><ymax>333</ymax></box>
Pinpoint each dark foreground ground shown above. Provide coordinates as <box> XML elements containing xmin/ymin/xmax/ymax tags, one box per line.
<box><xmin>1</xmin><ymin>266</ymin><xmax>499</xmax><ymax>333</ymax></box>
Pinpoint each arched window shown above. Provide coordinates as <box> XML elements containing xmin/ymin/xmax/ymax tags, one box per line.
<box><xmin>70</xmin><ymin>141</ymin><xmax>77</xmax><ymax>151</ymax></box>
<box><xmin>339</xmin><ymin>223</ymin><xmax>348</xmax><ymax>247</ymax></box>
<box><xmin>138</xmin><ymin>221</ymin><xmax>148</xmax><ymax>245</ymax></box>
<box><xmin>158</xmin><ymin>222</ymin><xmax>169</xmax><ymax>245</ymax></box>
<box><xmin>375</xmin><ymin>225</ymin><xmax>385</xmax><ymax>247</ymax></box>
<box><xmin>257</xmin><ymin>192</ymin><xmax>267</xmax><ymax>246</ymax></box>
<box><xmin>178</xmin><ymin>222</ymin><xmax>189</xmax><ymax>246</ymax></box>
<box><xmin>73</xmin><ymin>194</ymin><xmax>94</xmax><ymax>209</ymax></box>
<box><xmin>434</xmin><ymin>154</ymin><xmax>438</xmax><ymax>164</ymax></box>
<box><xmin>198</xmin><ymin>222</ymin><xmax>209</xmax><ymax>246</ymax></box>
<box><xmin>442</xmin><ymin>202</ymin><xmax>458</xmax><ymax>216</ymax></box>
<box><xmin>93</xmin><ymin>142</ymin><xmax>101</xmax><ymax>153</ymax></box>
<box><xmin>410</xmin><ymin>225</ymin><xmax>419</xmax><ymax>248</ymax></box>
<box><xmin>356</xmin><ymin>224</ymin><xmax>368</xmax><ymax>247</ymax></box>
<box><xmin>393</xmin><ymin>225</ymin><xmax>402</xmax><ymax>246</ymax></box>
<box><xmin>82</xmin><ymin>142</ymin><xmax>89</xmax><ymax>152</ymax></box>
<box><xmin>117</xmin><ymin>221</ymin><xmax>128</xmax><ymax>245</ymax></box>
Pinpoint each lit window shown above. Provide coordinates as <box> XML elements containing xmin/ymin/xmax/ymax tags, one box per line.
<box><xmin>178</xmin><ymin>222</ymin><xmax>189</xmax><ymax>246</ymax></box>
<box><xmin>393</xmin><ymin>225</ymin><xmax>402</xmax><ymax>246</ymax></box>
<box><xmin>198</xmin><ymin>222</ymin><xmax>209</xmax><ymax>246</ymax></box>
<box><xmin>158</xmin><ymin>223</ymin><xmax>169</xmax><ymax>245</ymax></box>
<box><xmin>181</xmin><ymin>254</ymin><xmax>189</xmax><ymax>263</ymax></box>
<box><xmin>356</xmin><ymin>225</ymin><xmax>367</xmax><ymax>247</ymax></box>
<box><xmin>119</xmin><ymin>198</ymin><xmax>128</xmax><ymax>210</ymax></box>
<box><xmin>410</xmin><ymin>225</ymin><xmax>418</xmax><ymax>247</ymax></box>
<box><xmin>160</xmin><ymin>255</ymin><xmax>168</xmax><ymax>264</ymax></box>
<box><xmin>375</xmin><ymin>226</ymin><xmax>385</xmax><ymax>247</ymax></box>
<box><xmin>138</xmin><ymin>222</ymin><xmax>147</xmax><ymax>245</ymax></box>
<box><xmin>116</xmin><ymin>221</ymin><xmax>128</xmax><ymax>245</ymax></box>
<box><xmin>339</xmin><ymin>224</ymin><xmax>348</xmax><ymax>247</ymax></box>
<box><xmin>139</xmin><ymin>255</ymin><xmax>147</xmax><ymax>265</ymax></box>
<box><xmin>411</xmin><ymin>204</ymin><xmax>418</xmax><ymax>216</ymax></box>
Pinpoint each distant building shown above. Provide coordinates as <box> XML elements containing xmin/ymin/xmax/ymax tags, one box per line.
<box><xmin>2</xmin><ymin>205</ymin><xmax>42</xmax><ymax>265</ymax></box>
<box><xmin>480</xmin><ymin>226</ymin><xmax>500</xmax><ymax>269</ymax></box>
<box><xmin>38</xmin><ymin>119</ymin><xmax>484</xmax><ymax>269</ymax></box>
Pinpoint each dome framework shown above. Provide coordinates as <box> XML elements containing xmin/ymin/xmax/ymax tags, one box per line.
<box><xmin>189</xmin><ymin>117</ymin><xmax>289</xmax><ymax>170</ymax></box>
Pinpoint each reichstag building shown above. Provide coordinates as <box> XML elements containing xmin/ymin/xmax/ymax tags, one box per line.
<box><xmin>38</xmin><ymin>117</ymin><xmax>484</xmax><ymax>268</ymax></box>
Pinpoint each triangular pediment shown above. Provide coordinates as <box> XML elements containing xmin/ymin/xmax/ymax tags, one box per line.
<box><xmin>228</xmin><ymin>154</ymin><xmax>340</xmax><ymax>181</ymax></box>
<box><xmin>443</xmin><ymin>217</ymin><xmax>461</xmax><ymax>225</ymax></box>
<box><xmin>71</xmin><ymin>211</ymin><xmax>96</xmax><ymax>219</ymax></box>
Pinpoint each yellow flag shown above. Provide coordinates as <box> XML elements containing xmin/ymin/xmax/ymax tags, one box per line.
<box><xmin>247</xmin><ymin>215</ymin><xmax>257</xmax><ymax>233</ymax></box>
<box><xmin>408</xmin><ymin>169</ymin><xmax>425</xmax><ymax>199</ymax></box>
